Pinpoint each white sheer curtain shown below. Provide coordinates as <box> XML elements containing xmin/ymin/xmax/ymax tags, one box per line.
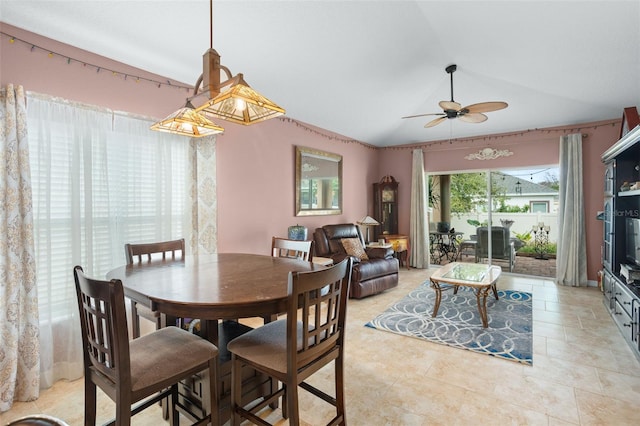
<box><xmin>1</xmin><ymin>84</ymin><xmax>40</xmax><ymax>412</ymax></box>
<box><xmin>27</xmin><ymin>94</ymin><xmax>190</xmax><ymax>388</ymax></box>
<box><xmin>409</xmin><ymin>149</ymin><xmax>429</xmax><ymax>268</ymax></box>
<box><xmin>556</xmin><ymin>133</ymin><xmax>588</xmax><ymax>286</ymax></box>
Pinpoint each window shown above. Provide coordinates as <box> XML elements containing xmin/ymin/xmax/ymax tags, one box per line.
<box><xmin>530</xmin><ymin>201</ymin><xmax>549</xmax><ymax>213</ymax></box>
<box><xmin>27</xmin><ymin>95</ymin><xmax>189</xmax><ymax>319</ymax></box>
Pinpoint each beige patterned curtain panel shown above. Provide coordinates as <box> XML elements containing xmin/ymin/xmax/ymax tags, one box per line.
<box><xmin>0</xmin><ymin>84</ymin><xmax>40</xmax><ymax>412</ymax></box>
<box><xmin>189</xmin><ymin>137</ymin><xmax>218</xmax><ymax>255</ymax></box>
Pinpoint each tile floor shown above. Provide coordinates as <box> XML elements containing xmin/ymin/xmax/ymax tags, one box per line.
<box><xmin>2</xmin><ymin>268</ymin><xmax>640</xmax><ymax>425</ymax></box>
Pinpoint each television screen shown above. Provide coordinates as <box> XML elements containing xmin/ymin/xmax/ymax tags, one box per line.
<box><xmin>625</xmin><ymin>218</ymin><xmax>640</xmax><ymax>267</ymax></box>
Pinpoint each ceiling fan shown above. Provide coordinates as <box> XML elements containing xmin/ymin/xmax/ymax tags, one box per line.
<box><xmin>402</xmin><ymin>64</ymin><xmax>508</xmax><ymax>128</ymax></box>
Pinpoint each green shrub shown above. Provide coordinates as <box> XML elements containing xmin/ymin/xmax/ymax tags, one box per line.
<box><xmin>517</xmin><ymin>242</ymin><xmax>557</xmax><ymax>255</ymax></box>
<box><xmin>513</xmin><ymin>230</ymin><xmax>532</xmax><ymax>242</ymax></box>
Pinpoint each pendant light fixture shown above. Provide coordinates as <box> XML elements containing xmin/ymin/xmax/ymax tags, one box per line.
<box><xmin>150</xmin><ymin>100</ymin><xmax>224</xmax><ymax>137</ymax></box>
<box><xmin>151</xmin><ymin>0</ymin><xmax>284</xmax><ymax>136</ymax></box>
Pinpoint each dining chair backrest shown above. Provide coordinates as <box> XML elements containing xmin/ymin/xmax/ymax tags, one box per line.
<box><xmin>125</xmin><ymin>238</ymin><xmax>185</xmax><ymax>264</ymax></box>
<box><xmin>124</xmin><ymin>238</ymin><xmax>185</xmax><ymax>338</ymax></box>
<box><xmin>74</xmin><ymin>266</ymin><xmax>131</xmax><ymax>388</ymax></box>
<box><xmin>271</xmin><ymin>236</ymin><xmax>313</xmax><ymax>261</ymax></box>
<box><xmin>287</xmin><ymin>257</ymin><xmax>351</xmax><ymax>369</ymax></box>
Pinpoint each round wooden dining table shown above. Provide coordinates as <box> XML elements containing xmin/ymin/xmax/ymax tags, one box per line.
<box><xmin>106</xmin><ymin>252</ymin><xmax>322</xmax><ymax>321</ymax></box>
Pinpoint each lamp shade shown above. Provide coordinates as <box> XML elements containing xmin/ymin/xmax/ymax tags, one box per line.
<box><xmin>196</xmin><ymin>74</ymin><xmax>285</xmax><ymax>125</ymax></box>
<box><xmin>358</xmin><ymin>215</ymin><xmax>380</xmax><ymax>226</ymax></box>
<box><xmin>151</xmin><ymin>101</ymin><xmax>224</xmax><ymax>137</ymax></box>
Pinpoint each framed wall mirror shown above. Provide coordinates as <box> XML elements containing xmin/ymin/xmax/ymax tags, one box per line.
<box><xmin>295</xmin><ymin>146</ymin><xmax>342</xmax><ymax>216</ymax></box>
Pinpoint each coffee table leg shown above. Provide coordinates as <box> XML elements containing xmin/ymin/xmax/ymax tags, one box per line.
<box><xmin>475</xmin><ymin>286</ymin><xmax>491</xmax><ymax>328</ymax></box>
<box><xmin>430</xmin><ymin>279</ymin><xmax>442</xmax><ymax>318</ymax></box>
<box><xmin>491</xmin><ymin>283</ymin><xmax>499</xmax><ymax>300</ymax></box>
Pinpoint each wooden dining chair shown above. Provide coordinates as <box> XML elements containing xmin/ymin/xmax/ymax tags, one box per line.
<box><xmin>271</xmin><ymin>237</ymin><xmax>313</xmax><ymax>261</ymax></box>
<box><xmin>73</xmin><ymin>265</ymin><xmax>219</xmax><ymax>426</ymax></box>
<box><xmin>228</xmin><ymin>258</ymin><xmax>352</xmax><ymax>426</ymax></box>
<box><xmin>267</xmin><ymin>237</ymin><xmax>315</xmax><ymax>324</ymax></box>
<box><xmin>124</xmin><ymin>238</ymin><xmax>185</xmax><ymax>338</ymax></box>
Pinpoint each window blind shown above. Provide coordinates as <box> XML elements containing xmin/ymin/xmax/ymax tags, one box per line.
<box><xmin>27</xmin><ymin>95</ymin><xmax>189</xmax><ymax>320</ymax></box>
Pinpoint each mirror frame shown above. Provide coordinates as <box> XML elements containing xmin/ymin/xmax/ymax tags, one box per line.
<box><xmin>295</xmin><ymin>146</ymin><xmax>343</xmax><ymax>216</ymax></box>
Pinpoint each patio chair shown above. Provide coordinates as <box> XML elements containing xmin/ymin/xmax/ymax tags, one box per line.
<box><xmin>475</xmin><ymin>226</ymin><xmax>516</xmax><ymax>272</ymax></box>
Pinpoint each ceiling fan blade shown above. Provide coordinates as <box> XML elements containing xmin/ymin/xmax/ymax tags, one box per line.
<box><xmin>439</xmin><ymin>100</ymin><xmax>461</xmax><ymax>111</ymax></box>
<box><xmin>463</xmin><ymin>101</ymin><xmax>508</xmax><ymax>114</ymax></box>
<box><xmin>458</xmin><ymin>113</ymin><xmax>488</xmax><ymax>123</ymax></box>
<box><xmin>401</xmin><ymin>112</ymin><xmax>445</xmax><ymax>119</ymax></box>
<box><xmin>425</xmin><ymin>116</ymin><xmax>448</xmax><ymax>128</ymax></box>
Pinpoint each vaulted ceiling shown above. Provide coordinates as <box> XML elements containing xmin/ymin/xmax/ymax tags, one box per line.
<box><xmin>2</xmin><ymin>1</ymin><xmax>639</xmax><ymax>146</ymax></box>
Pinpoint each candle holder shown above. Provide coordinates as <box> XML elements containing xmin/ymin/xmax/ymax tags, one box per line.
<box><xmin>532</xmin><ymin>223</ymin><xmax>550</xmax><ymax>260</ymax></box>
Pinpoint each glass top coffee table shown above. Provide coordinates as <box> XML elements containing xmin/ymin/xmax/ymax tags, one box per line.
<box><xmin>429</xmin><ymin>262</ymin><xmax>502</xmax><ymax>328</ymax></box>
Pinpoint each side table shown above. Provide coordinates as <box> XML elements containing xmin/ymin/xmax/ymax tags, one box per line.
<box><xmin>382</xmin><ymin>234</ymin><xmax>410</xmax><ymax>270</ymax></box>
<box><xmin>366</xmin><ymin>243</ymin><xmax>393</xmax><ymax>249</ymax></box>
<box><xmin>312</xmin><ymin>256</ymin><xmax>333</xmax><ymax>266</ymax></box>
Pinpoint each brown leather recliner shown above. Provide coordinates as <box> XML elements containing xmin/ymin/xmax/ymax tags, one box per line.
<box><xmin>313</xmin><ymin>223</ymin><xmax>399</xmax><ymax>299</ymax></box>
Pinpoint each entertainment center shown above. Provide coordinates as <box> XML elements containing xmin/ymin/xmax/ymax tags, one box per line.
<box><xmin>601</xmin><ymin>108</ymin><xmax>640</xmax><ymax>360</ymax></box>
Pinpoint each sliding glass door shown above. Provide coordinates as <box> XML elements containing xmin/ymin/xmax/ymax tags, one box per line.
<box><xmin>429</xmin><ymin>167</ymin><xmax>559</xmax><ymax>278</ymax></box>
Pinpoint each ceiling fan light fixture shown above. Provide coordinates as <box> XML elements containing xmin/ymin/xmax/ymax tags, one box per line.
<box><xmin>196</xmin><ymin>73</ymin><xmax>285</xmax><ymax>125</ymax></box>
<box><xmin>150</xmin><ymin>101</ymin><xmax>224</xmax><ymax>137</ymax></box>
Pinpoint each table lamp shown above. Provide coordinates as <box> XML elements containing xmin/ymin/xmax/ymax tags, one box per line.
<box><xmin>357</xmin><ymin>215</ymin><xmax>380</xmax><ymax>244</ymax></box>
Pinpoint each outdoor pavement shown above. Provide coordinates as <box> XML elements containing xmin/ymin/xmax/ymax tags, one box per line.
<box><xmin>438</xmin><ymin>253</ymin><xmax>557</xmax><ymax>278</ymax></box>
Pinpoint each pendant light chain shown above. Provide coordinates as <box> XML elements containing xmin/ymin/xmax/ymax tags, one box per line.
<box><xmin>210</xmin><ymin>0</ymin><xmax>213</xmax><ymax>50</ymax></box>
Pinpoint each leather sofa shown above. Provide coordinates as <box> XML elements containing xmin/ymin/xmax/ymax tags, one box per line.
<box><xmin>313</xmin><ymin>223</ymin><xmax>399</xmax><ymax>299</ymax></box>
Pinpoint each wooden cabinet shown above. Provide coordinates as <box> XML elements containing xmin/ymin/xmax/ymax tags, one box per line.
<box><xmin>601</xmin><ymin>120</ymin><xmax>640</xmax><ymax>361</ymax></box>
<box><xmin>373</xmin><ymin>175</ymin><xmax>398</xmax><ymax>241</ymax></box>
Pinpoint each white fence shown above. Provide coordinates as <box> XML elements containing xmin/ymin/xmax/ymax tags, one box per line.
<box><xmin>441</xmin><ymin>212</ymin><xmax>559</xmax><ymax>243</ymax></box>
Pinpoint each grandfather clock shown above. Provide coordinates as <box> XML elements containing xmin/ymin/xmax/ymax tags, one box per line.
<box><xmin>373</xmin><ymin>175</ymin><xmax>398</xmax><ymax>241</ymax></box>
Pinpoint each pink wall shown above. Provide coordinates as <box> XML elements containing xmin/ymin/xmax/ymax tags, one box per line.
<box><xmin>0</xmin><ymin>23</ymin><xmax>186</xmax><ymax>119</ymax></box>
<box><xmin>215</xmin><ymin>119</ymin><xmax>378</xmax><ymax>255</ymax></box>
<box><xmin>1</xmin><ymin>23</ymin><xmax>624</xmax><ymax>281</ymax></box>
<box><xmin>378</xmin><ymin>123</ymin><xmax>620</xmax><ymax>281</ymax></box>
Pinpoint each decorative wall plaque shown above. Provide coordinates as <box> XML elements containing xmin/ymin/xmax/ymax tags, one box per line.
<box><xmin>465</xmin><ymin>147</ymin><xmax>514</xmax><ymax>160</ymax></box>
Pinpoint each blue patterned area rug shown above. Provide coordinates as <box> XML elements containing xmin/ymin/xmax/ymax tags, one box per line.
<box><xmin>366</xmin><ymin>282</ymin><xmax>533</xmax><ymax>365</ymax></box>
